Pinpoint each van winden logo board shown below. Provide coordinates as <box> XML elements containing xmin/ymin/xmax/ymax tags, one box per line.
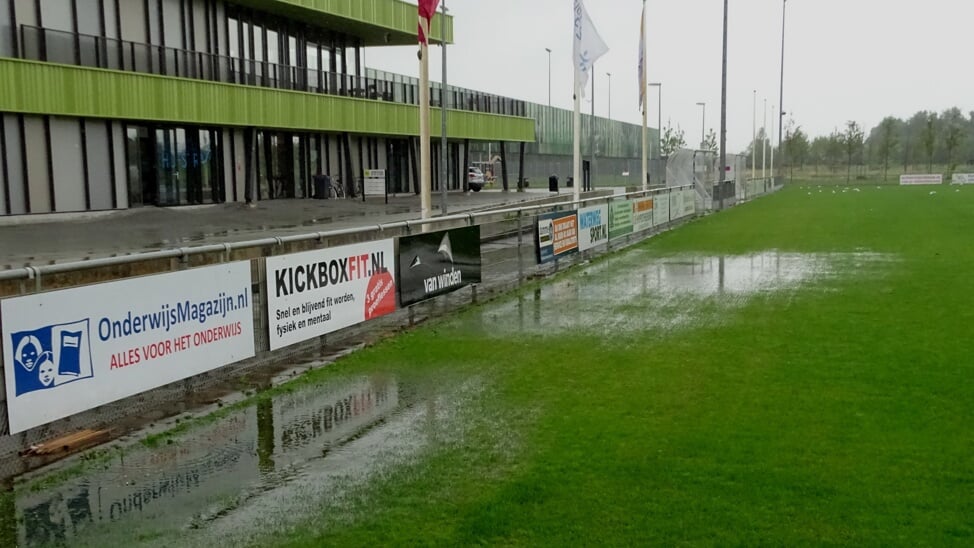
<box><xmin>265</xmin><ymin>239</ymin><xmax>397</xmax><ymax>350</ymax></box>
<box><xmin>398</xmin><ymin>226</ymin><xmax>482</xmax><ymax>307</ymax></box>
<box><xmin>1</xmin><ymin>262</ymin><xmax>255</xmax><ymax>434</ymax></box>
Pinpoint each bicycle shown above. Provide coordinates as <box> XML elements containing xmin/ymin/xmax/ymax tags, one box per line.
<box><xmin>329</xmin><ymin>177</ymin><xmax>346</xmax><ymax>199</ymax></box>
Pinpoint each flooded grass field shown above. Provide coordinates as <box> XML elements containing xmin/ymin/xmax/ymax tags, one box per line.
<box><xmin>8</xmin><ymin>184</ymin><xmax>974</xmax><ymax>545</ymax></box>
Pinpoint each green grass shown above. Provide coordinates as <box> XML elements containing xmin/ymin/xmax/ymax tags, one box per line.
<box><xmin>241</xmin><ymin>184</ymin><xmax>974</xmax><ymax>545</ymax></box>
<box><xmin>25</xmin><ymin>184</ymin><xmax>974</xmax><ymax>546</ymax></box>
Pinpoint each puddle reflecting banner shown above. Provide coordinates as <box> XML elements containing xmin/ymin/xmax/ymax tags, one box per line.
<box><xmin>265</xmin><ymin>240</ymin><xmax>397</xmax><ymax>350</ymax></box>
<box><xmin>1</xmin><ymin>263</ymin><xmax>255</xmax><ymax>433</ymax></box>
<box><xmin>536</xmin><ymin>211</ymin><xmax>579</xmax><ymax>264</ymax></box>
<box><xmin>609</xmin><ymin>201</ymin><xmax>633</xmax><ymax>240</ymax></box>
<box><xmin>577</xmin><ymin>205</ymin><xmax>609</xmax><ymax>251</ymax></box>
<box><xmin>398</xmin><ymin>226</ymin><xmax>482</xmax><ymax>307</ymax></box>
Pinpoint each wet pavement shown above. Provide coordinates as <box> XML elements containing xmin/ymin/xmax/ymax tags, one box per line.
<box><xmin>0</xmin><ymin>188</ymin><xmax>610</xmax><ymax>269</ymax></box>
<box><xmin>7</xmin><ymin>249</ymin><xmax>894</xmax><ymax>546</ymax></box>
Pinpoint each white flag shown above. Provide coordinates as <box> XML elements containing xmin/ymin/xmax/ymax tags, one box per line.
<box><xmin>573</xmin><ymin>0</ymin><xmax>609</xmax><ymax>98</ymax></box>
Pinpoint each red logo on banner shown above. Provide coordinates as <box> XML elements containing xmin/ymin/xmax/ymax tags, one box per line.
<box><xmin>365</xmin><ymin>272</ymin><xmax>397</xmax><ymax>320</ymax></box>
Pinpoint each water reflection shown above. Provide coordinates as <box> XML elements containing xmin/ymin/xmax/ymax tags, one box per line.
<box><xmin>13</xmin><ymin>375</ymin><xmax>404</xmax><ymax>546</ymax></box>
<box><xmin>480</xmin><ymin>252</ymin><xmax>891</xmax><ymax>336</ymax></box>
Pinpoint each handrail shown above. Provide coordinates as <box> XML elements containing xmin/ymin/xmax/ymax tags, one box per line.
<box><xmin>17</xmin><ymin>24</ymin><xmax>528</xmax><ymax>118</ymax></box>
<box><xmin>0</xmin><ymin>186</ymin><xmax>694</xmax><ymax>283</ymax></box>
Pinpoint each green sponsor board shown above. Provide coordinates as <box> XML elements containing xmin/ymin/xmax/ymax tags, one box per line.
<box><xmin>609</xmin><ymin>201</ymin><xmax>634</xmax><ymax>239</ymax></box>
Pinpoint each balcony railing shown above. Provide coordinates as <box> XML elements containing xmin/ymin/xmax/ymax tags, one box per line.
<box><xmin>17</xmin><ymin>25</ymin><xmax>528</xmax><ymax>119</ymax></box>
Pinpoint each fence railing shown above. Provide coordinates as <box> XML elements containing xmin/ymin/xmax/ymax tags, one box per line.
<box><xmin>17</xmin><ymin>25</ymin><xmax>528</xmax><ymax>118</ymax></box>
<box><xmin>0</xmin><ymin>186</ymin><xmax>712</xmax><ymax>479</ymax></box>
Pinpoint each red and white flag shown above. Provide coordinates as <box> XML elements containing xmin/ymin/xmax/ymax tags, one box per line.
<box><xmin>418</xmin><ymin>0</ymin><xmax>442</xmax><ymax>45</ymax></box>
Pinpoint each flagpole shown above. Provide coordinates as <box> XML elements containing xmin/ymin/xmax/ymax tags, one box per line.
<box><xmin>419</xmin><ymin>22</ymin><xmax>432</xmax><ymax>220</ymax></box>
<box><xmin>573</xmin><ymin>79</ymin><xmax>582</xmax><ymax>204</ymax></box>
<box><xmin>641</xmin><ymin>0</ymin><xmax>648</xmax><ymax>191</ymax></box>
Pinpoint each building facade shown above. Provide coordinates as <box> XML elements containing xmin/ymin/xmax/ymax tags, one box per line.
<box><xmin>0</xmin><ymin>0</ymin><xmax>534</xmax><ymax>216</ymax></box>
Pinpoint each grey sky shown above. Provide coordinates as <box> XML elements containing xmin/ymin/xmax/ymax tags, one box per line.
<box><xmin>369</xmin><ymin>1</ymin><xmax>972</xmax><ymax>152</ymax></box>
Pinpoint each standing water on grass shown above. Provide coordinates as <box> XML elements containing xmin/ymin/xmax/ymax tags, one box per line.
<box><xmin>7</xmin><ymin>250</ymin><xmax>892</xmax><ymax>546</ymax></box>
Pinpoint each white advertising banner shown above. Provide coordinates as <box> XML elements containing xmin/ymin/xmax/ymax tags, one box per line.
<box><xmin>951</xmin><ymin>173</ymin><xmax>974</xmax><ymax>185</ymax></box>
<box><xmin>576</xmin><ymin>205</ymin><xmax>610</xmax><ymax>251</ymax></box>
<box><xmin>265</xmin><ymin>240</ymin><xmax>397</xmax><ymax>350</ymax></box>
<box><xmin>364</xmin><ymin>169</ymin><xmax>386</xmax><ymax>196</ymax></box>
<box><xmin>632</xmin><ymin>198</ymin><xmax>655</xmax><ymax>232</ymax></box>
<box><xmin>900</xmin><ymin>174</ymin><xmax>942</xmax><ymax>185</ymax></box>
<box><xmin>683</xmin><ymin>188</ymin><xmax>697</xmax><ymax>217</ymax></box>
<box><xmin>1</xmin><ymin>263</ymin><xmax>255</xmax><ymax>434</ymax></box>
<box><xmin>654</xmin><ymin>192</ymin><xmax>670</xmax><ymax>226</ymax></box>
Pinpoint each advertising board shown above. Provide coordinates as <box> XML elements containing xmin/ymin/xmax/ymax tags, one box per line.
<box><xmin>398</xmin><ymin>226</ymin><xmax>482</xmax><ymax>307</ymax></box>
<box><xmin>609</xmin><ymin>201</ymin><xmax>633</xmax><ymax>240</ymax></box>
<box><xmin>632</xmin><ymin>198</ymin><xmax>654</xmax><ymax>232</ymax></box>
<box><xmin>1</xmin><ymin>263</ymin><xmax>255</xmax><ymax>433</ymax></box>
<box><xmin>265</xmin><ymin>240</ymin><xmax>397</xmax><ymax>350</ymax></box>
<box><xmin>536</xmin><ymin>211</ymin><xmax>579</xmax><ymax>264</ymax></box>
<box><xmin>577</xmin><ymin>205</ymin><xmax>610</xmax><ymax>251</ymax></box>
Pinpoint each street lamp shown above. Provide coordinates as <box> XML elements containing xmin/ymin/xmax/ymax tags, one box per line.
<box><xmin>649</xmin><ymin>83</ymin><xmax>662</xmax><ymax>159</ymax></box>
<box><xmin>606</xmin><ymin>72</ymin><xmax>612</xmax><ymax>119</ymax></box>
<box><xmin>752</xmin><ymin>90</ymin><xmax>756</xmax><ymax>180</ymax></box>
<box><xmin>696</xmin><ymin>102</ymin><xmax>706</xmax><ymax>150</ymax></box>
<box><xmin>778</xmin><ymin>0</ymin><xmax>789</xmax><ymax>172</ymax></box>
<box><xmin>545</xmin><ymin>47</ymin><xmax>552</xmax><ymax>107</ymax></box>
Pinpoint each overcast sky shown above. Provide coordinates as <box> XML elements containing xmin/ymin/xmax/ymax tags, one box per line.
<box><xmin>368</xmin><ymin>0</ymin><xmax>972</xmax><ymax>152</ymax></box>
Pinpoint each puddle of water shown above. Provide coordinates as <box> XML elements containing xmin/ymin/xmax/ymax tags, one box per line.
<box><xmin>474</xmin><ymin>251</ymin><xmax>893</xmax><ymax>337</ymax></box>
<box><xmin>9</xmin><ymin>373</ymin><xmax>485</xmax><ymax>547</ymax></box>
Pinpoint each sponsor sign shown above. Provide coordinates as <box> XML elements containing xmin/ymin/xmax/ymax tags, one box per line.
<box><xmin>536</xmin><ymin>211</ymin><xmax>579</xmax><ymax>264</ymax></box>
<box><xmin>577</xmin><ymin>205</ymin><xmax>610</xmax><ymax>251</ymax></box>
<box><xmin>683</xmin><ymin>188</ymin><xmax>696</xmax><ymax>216</ymax></box>
<box><xmin>632</xmin><ymin>198</ymin><xmax>654</xmax><ymax>232</ymax></box>
<box><xmin>266</xmin><ymin>240</ymin><xmax>397</xmax><ymax>350</ymax></box>
<box><xmin>900</xmin><ymin>174</ymin><xmax>943</xmax><ymax>185</ymax></box>
<box><xmin>609</xmin><ymin>201</ymin><xmax>633</xmax><ymax>239</ymax></box>
<box><xmin>1</xmin><ymin>263</ymin><xmax>255</xmax><ymax>433</ymax></box>
<box><xmin>654</xmin><ymin>192</ymin><xmax>671</xmax><ymax>226</ymax></box>
<box><xmin>398</xmin><ymin>226</ymin><xmax>482</xmax><ymax>307</ymax></box>
<box><xmin>951</xmin><ymin>173</ymin><xmax>974</xmax><ymax>185</ymax></box>
<box><xmin>364</xmin><ymin>169</ymin><xmax>386</xmax><ymax>196</ymax></box>
<box><xmin>670</xmin><ymin>190</ymin><xmax>683</xmax><ymax>220</ymax></box>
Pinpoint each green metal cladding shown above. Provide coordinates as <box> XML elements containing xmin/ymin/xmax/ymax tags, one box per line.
<box><xmin>231</xmin><ymin>0</ymin><xmax>453</xmax><ymax>45</ymax></box>
<box><xmin>0</xmin><ymin>59</ymin><xmax>533</xmax><ymax>142</ymax></box>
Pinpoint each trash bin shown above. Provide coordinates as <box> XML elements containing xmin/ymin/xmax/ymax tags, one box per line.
<box><xmin>313</xmin><ymin>174</ymin><xmax>329</xmax><ymax>199</ymax></box>
<box><xmin>548</xmin><ymin>175</ymin><xmax>559</xmax><ymax>193</ymax></box>
<box><xmin>566</xmin><ymin>176</ymin><xmax>574</xmax><ymax>188</ymax></box>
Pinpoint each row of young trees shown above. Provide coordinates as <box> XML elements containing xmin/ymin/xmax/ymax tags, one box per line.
<box><xmin>758</xmin><ymin>108</ymin><xmax>974</xmax><ymax>180</ymax></box>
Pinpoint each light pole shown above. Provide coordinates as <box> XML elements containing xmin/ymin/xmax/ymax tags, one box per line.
<box><xmin>606</xmin><ymin>72</ymin><xmax>612</xmax><ymax>119</ymax></box>
<box><xmin>650</xmin><ymin>83</ymin><xmax>662</xmax><ymax>160</ymax></box>
<box><xmin>751</xmin><ymin>90</ymin><xmax>758</xmax><ymax>179</ymax></box>
<box><xmin>762</xmin><ymin>98</ymin><xmax>768</xmax><ymax>179</ymax></box>
<box><xmin>778</xmin><ymin>0</ymin><xmax>788</xmax><ymax>173</ymax></box>
<box><xmin>439</xmin><ymin>0</ymin><xmax>448</xmax><ymax>214</ymax></box>
<box><xmin>696</xmin><ymin>102</ymin><xmax>706</xmax><ymax>150</ymax></box>
<box><xmin>545</xmin><ymin>47</ymin><xmax>552</xmax><ymax>107</ymax></box>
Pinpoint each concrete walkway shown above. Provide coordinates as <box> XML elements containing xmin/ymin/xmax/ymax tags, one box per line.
<box><xmin>0</xmin><ymin>188</ymin><xmax>610</xmax><ymax>269</ymax></box>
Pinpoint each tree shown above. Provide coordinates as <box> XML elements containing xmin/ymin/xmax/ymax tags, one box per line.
<box><xmin>825</xmin><ymin>129</ymin><xmax>844</xmax><ymax>174</ymax></box>
<box><xmin>941</xmin><ymin>108</ymin><xmax>966</xmax><ymax>172</ymax></box>
<box><xmin>783</xmin><ymin>122</ymin><xmax>809</xmax><ymax>179</ymax></box>
<box><xmin>920</xmin><ymin>113</ymin><xmax>937</xmax><ymax>172</ymax></box>
<box><xmin>660</xmin><ymin>122</ymin><xmax>686</xmax><ymax>156</ymax></box>
<box><xmin>703</xmin><ymin>129</ymin><xmax>718</xmax><ymax>154</ymax></box>
<box><xmin>843</xmin><ymin>121</ymin><xmax>865</xmax><ymax>182</ymax></box>
<box><xmin>876</xmin><ymin>117</ymin><xmax>899</xmax><ymax>181</ymax></box>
